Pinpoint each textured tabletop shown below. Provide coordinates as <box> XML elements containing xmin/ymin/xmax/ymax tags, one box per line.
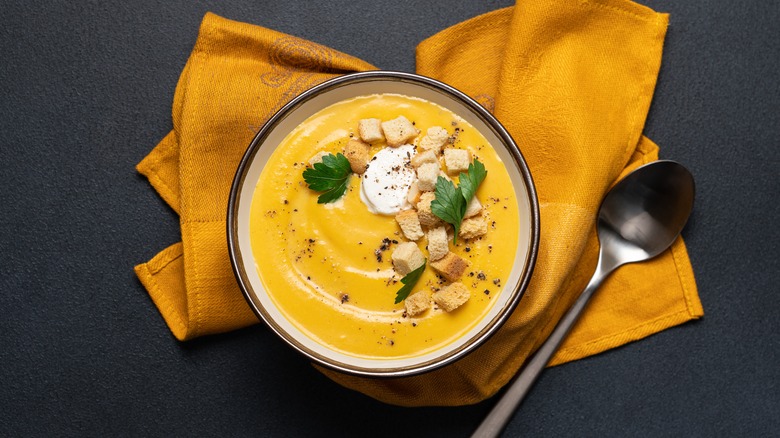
<box><xmin>1</xmin><ymin>0</ymin><xmax>778</xmax><ymax>436</ymax></box>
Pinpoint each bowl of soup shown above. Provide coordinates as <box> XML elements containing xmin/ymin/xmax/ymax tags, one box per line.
<box><xmin>227</xmin><ymin>71</ymin><xmax>539</xmax><ymax>377</ymax></box>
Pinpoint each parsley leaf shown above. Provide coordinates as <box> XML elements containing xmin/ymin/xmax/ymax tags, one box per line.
<box><xmin>302</xmin><ymin>153</ymin><xmax>352</xmax><ymax>204</ymax></box>
<box><xmin>431</xmin><ymin>177</ymin><xmax>466</xmax><ymax>240</ymax></box>
<box><xmin>394</xmin><ymin>259</ymin><xmax>427</xmax><ymax>304</ymax></box>
<box><xmin>431</xmin><ymin>158</ymin><xmax>487</xmax><ymax>244</ymax></box>
<box><xmin>458</xmin><ymin>159</ymin><xmax>487</xmax><ymax>204</ymax></box>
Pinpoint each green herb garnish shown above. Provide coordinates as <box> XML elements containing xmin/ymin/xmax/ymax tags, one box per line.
<box><xmin>302</xmin><ymin>153</ymin><xmax>352</xmax><ymax>203</ymax></box>
<box><xmin>431</xmin><ymin>158</ymin><xmax>487</xmax><ymax>244</ymax></box>
<box><xmin>394</xmin><ymin>259</ymin><xmax>427</xmax><ymax>304</ymax></box>
<box><xmin>431</xmin><ymin>176</ymin><xmax>466</xmax><ymax>238</ymax></box>
<box><xmin>458</xmin><ymin>159</ymin><xmax>487</xmax><ymax>204</ymax></box>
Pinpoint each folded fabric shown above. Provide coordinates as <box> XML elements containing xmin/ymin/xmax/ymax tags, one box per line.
<box><xmin>135</xmin><ymin>0</ymin><xmax>702</xmax><ymax>407</ymax></box>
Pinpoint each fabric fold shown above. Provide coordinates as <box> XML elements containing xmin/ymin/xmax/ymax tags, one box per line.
<box><xmin>135</xmin><ymin>2</ymin><xmax>701</xmax><ymax>407</ymax></box>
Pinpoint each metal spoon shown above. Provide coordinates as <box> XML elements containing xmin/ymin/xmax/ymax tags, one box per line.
<box><xmin>472</xmin><ymin>160</ymin><xmax>695</xmax><ymax>438</ymax></box>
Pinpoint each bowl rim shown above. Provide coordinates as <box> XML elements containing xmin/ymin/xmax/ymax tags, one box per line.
<box><xmin>227</xmin><ymin>70</ymin><xmax>540</xmax><ymax>378</ymax></box>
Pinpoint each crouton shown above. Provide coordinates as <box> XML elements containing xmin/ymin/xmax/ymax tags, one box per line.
<box><xmin>426</xmin><ymin>226</ymin><xmax>449</xmax><ymax>261</ymax></box>
<box><xmin>464</xmin><ymin>196</ymin><xmax>483</xmax><ymax>218</ymax></box>
<box><xmin>459</xmin><ymin>215</ymin><xmax>488</xmax><ymax>240</ymax></box>
<box><xmin>381</xmin><ymin>116</ymin><xmax>419</xmax><ymax>147</ymax></box>
<box><xmin>406</xmin><ymin>180</ymin><xmax>421</xmax><ymax>205</ymax></box>
<box><xmin>308</xmin><ymin>151</ymin><xmax>329</xmax><ymax>167</ymax></box>
<box><xmin>411</xmin><ymin>150</ymin><xmax>438</xmax><ymax>168</ymax></box>
<box><xmin>416</xmin><ymin>162</ymin><xmax>440</xmax><ymax>192</ymax></box>
<box><xmin>395</xmin><ymin>210</ymin><xmax>424</xmax><ymax>241</ymax></box>
<box><xmin>427</xmin><ymin>126</ymin><xmax>450</xmax><ymax>145</ymax></box>
<box><xmin>433</xmin><ymin>282</ymin><xmax>470</xmax><ymax>312</ymax></box>
<box><xmin>444</xmin><ymin>148</ymin><xmax>471</xmax><ymax>175</ymax></box>
<box><xmin>430</xmin><ymin>252</ymin><xmax>469</xmax><ymax>282</ymax></box>
<box><xmin>404</xmin><ymin>291</ymin><xmax>431</xmax><ymax>316</ymax></box>
<box><xmin>418</xmin><ymin>126</ymin><xmax>450</xmax><ymax>155</ymax></box>
<box><xmin>343</xmin><ymin>139</ymin><xmax>370</xmax><ymax>174</ymax></box>
<box><xmin>358</xmin><ymin>118</ymin><xmax>384</xmax><ymax>143</ymax></box>
<box><xmin>392</xmin><ymin>242</ymin><xmax>425</xmax><ymax>276</ymax></box>
<box><xmin>416</xmin><ymin>192</ymin><xmax>442</xmax><ymax>228</ymax></box>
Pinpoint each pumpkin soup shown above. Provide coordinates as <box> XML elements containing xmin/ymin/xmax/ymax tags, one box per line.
<box><xmin>249</xmin><ymin>94</ymin><xmax>519</xmax><ymax>359</ymax></box>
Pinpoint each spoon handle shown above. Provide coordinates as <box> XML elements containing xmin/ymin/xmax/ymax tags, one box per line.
<box><xmin>471</xmin><ymin>263</ymin><xmax>610</xmax><ymax>438</ymax></box>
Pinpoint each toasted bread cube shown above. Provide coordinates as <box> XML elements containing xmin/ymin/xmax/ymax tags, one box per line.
<box><xmin>406</xmin><ymin>180</ymin><xmax>421</xmax><ymax>205</ymax></box>
<box><xmin>418</xmin><ymin>136</ymin><xmax>442</xmax><ymax>155</ymax></box>
<box><xmin>427</xmin><ymin>126</ymin><xmax>450</xmax><ymax>145</ymax></box>
<box><xmin>395</xmin><ymin>209</ymin><xmax>424</xmax><ymax>241</ymax></box>
<box><xmin>343</xmin><ymin>139</ymin><xmax>370</xmax><ymax>174</ymax></box>
<box><xmin>416</xmin><ymin>192</ymin><xmax>442</xmax><ymax>227</ymax></box>
<box><xmin>433</xmin><ymin>282</ymin><xmax>470</xmax><ymax>312</ymax></box>
<box><xmin>358</xmin><ymin>118</ymin><xmax>384</xmax><ymax>143</ymax></box>
<box><xmin>418</xmin><ymin>126</ymin><xmax>450</xmax><ymax>155</ymax></box>
<box><xmin>411</xmin><ymin>150</ymin><xmax>438</xmax><ymax>168</ymax></box>
<box><xmin>459</xmin><ymin>215</ymin><xmax>488</xmax><ymax>240</ymax></box>
<box><xmin>430</xmin><ymin>252</ymin><xmax>469</xmax><ymax>282</ymax></box>
<box><xmin>381</xmin><ymin>116</ymin><xmax>419</xmax><ymax>147</ymax></box>
<box><xmin>404</xmin><ymin>291</ymin><xmax>431</xmax><ymax>316</ymax></box>
<box><xmin>308</xmin><ymin>151</ymin><xmax>329</xmax><ymax>167</ymax></box>
<box><xmin>464</xmin><ymin>196</ymin><xmax>483</xmax><ymax>218</ymax></box>
<box><xmin>426</xmin><ymin>226</ymin><xmax>449</xmax><ymax>261</ymax></box>
<box><xmin>416</xmin><ymin>162</ymin><xmax>440</xmax><ymax>192</ymax></box>
<box><xmin>444</xmin><ymin>148</ymin><xmax>471</xmax><ymax>175</ymax></box>
<box><xmin>392</xmin><ymin>242</ymin><xmax>425</xmax><ymax>276</ymax></box>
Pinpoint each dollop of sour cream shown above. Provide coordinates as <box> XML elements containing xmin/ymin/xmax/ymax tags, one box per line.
<box><xmin>359</xmin><ymin>144</ymin><xmax>416</xmax><ymax>215</ymax></box>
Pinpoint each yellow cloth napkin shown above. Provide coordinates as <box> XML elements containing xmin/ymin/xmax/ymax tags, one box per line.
<box><xmin>135</xmin><ymin>0</ymin><xmax>703</xmax><ymax>407</ymax></box>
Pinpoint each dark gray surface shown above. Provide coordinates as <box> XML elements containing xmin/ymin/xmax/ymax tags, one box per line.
<box><xmin>1</xmin><ymin>1</ymin><xmax>778</xmax><ymax>436</ymax></box>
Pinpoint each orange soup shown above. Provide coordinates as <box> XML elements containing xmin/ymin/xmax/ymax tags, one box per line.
<box><xmin>250</xmin><ymin>94</ymin><xmax>519</xmax><ymax>359</ymax></box>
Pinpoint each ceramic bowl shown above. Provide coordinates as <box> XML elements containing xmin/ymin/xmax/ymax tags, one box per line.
<box><xmin>227</xmin><ymin>71</ymin><xmax>539</xmax><ymax>377</ymax></box>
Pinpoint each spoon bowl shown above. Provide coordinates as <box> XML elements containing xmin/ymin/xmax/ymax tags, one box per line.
<box><xmin>473</xmin><ymin>160</ymin><xmax>695</xmax><ymax>438</ymax></box>
<box><xmin>598</xmin><ymin>160</ymin><xmax>695</xmax><ymax>267</ymax></box>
